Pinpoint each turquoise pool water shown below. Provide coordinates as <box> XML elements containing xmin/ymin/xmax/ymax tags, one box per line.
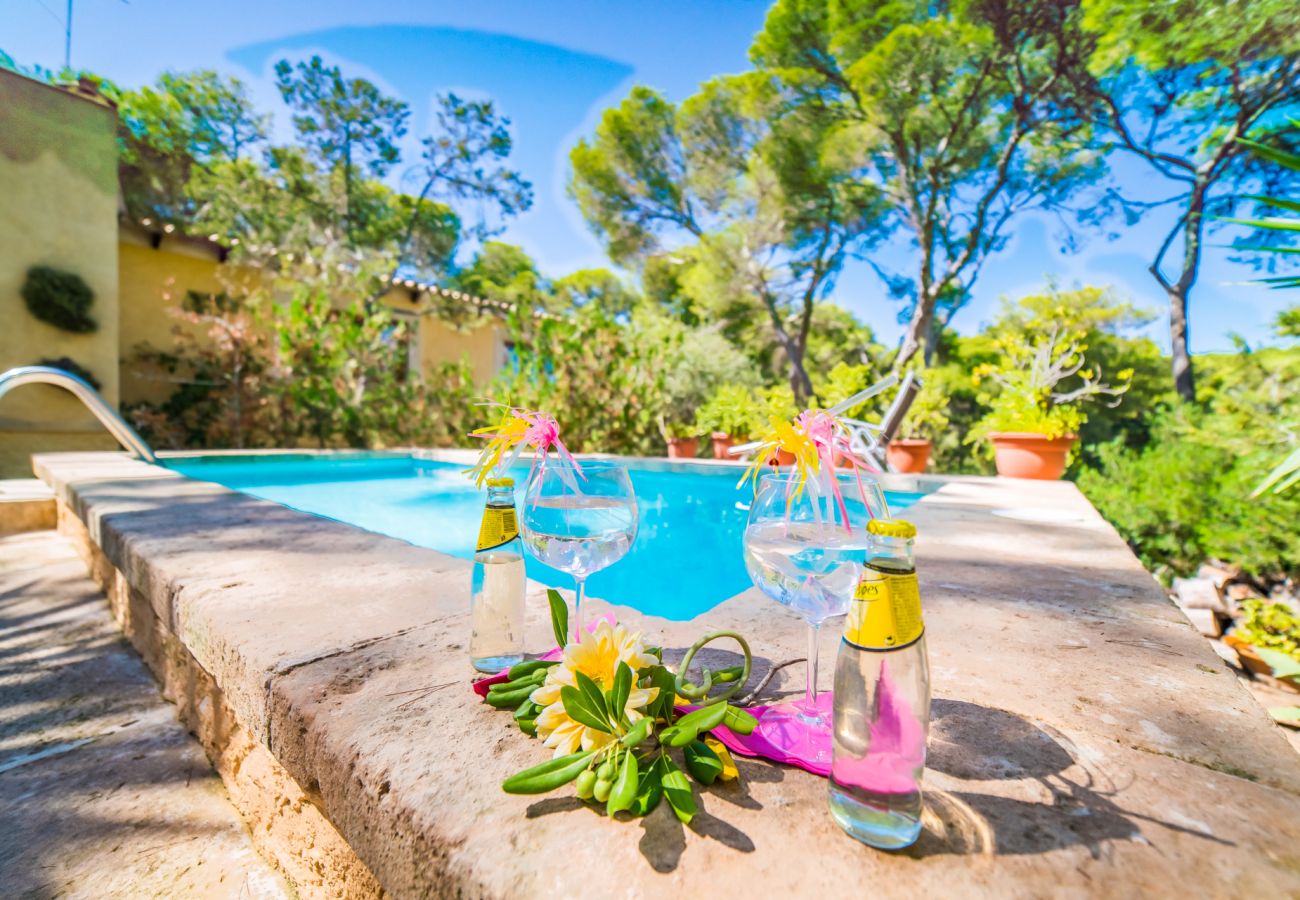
<box><xmin>165</xmin><ymin>454</ymin><xmax>923</xmax><ymax>620</ymax></box>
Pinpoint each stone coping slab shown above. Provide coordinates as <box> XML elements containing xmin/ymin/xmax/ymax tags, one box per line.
<box><xmin>33</xmin><ymin>450</ymin><xmax>1300</xmax><ymax>897</ymax></box>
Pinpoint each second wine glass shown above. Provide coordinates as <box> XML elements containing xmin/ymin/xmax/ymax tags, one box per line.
<box><xmin>743</xmin><ymin>470</ymin><xmax>890</xmax><ymax>764</ymax></box>
<box><xmin>521</xmin><ymin>459</ymin><xmax>638</xmax><ymax>635</ymax></box>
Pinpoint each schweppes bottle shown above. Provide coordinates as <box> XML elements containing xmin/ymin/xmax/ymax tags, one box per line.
<box><xmin>829</xmin><ymin>519</ymin><xmax>931</xmax><ymax>850</ymax></box>
<box><xmin>469</xmin><ymin>477</ymin><xmax>526</xmax><ymax>673</ymax></box>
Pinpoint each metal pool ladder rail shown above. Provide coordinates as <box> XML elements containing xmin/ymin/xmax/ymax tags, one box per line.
<box><xmin>0</xmin><ymin>366</ymin><xmax>158</xmax><ymax>464</ymax></box>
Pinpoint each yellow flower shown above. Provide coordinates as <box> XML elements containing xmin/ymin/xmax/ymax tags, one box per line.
<box><xmin>530</xmin><ymin>621</ymin><xmax>660</xmax><ymax>757</ymax></box>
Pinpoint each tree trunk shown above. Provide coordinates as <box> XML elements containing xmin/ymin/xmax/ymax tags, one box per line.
<box><xmin>1154</xmin><ymin>180</ymin><xmax>1207</xmax><ymax>403</ymax></box>
<box><xmin>895</xmin><ymin>292</ymin><xmax>935</xmax><ymax>372</ymax></box>
<box><xmin>1167</xmin><ymin>284</ymin><xmax>1195</xmax><ymax>402</ymax></box>
<box><xmin>786</xmin><ymin>347</ymin><xmax>814</xmax><ymax>407</ymax></box>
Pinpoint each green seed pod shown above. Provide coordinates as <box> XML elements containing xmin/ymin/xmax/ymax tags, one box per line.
<box><xmin>596</xmin><ymin>760</ymin><xmax>616</xmax><ymax>781</ymax></box>
<box><xmin>593</xmin><ymin>778</ymin><xmax>613</xmax><ymax>803</ymax></box>
<box><xmin>506</xmin><ymin>659</ymin><xmax>558</xmax><ymax>680</ymax></box>
<box><xmin>574</xmin><ymin>769</ymin><xmax>597</xmax><ymax>800</ymax></box>
<box><xmin>502</xmin><ymin>750</ymin><xmax>597</xmax><ymax>795</ymax></box>
<box><xmin>605</xmin><ymin>750</ymin><xmax>640</xmax><ymax>817</ymax></box>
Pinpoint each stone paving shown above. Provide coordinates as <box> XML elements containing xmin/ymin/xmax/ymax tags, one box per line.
<box><xmin>0</xmin><ymin>529</ymin><xmax>288</xmax><ymax>899</ymax></box>
<box><xmin>29</xmin><ymin>451</ymin><xmax>1300</xmax><ymax>897</ymax></box>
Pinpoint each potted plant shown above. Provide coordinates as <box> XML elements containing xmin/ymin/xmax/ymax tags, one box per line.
<box><xmin>695</xmin><ymin>384</ymin><xmax>758</xmax><ymax>459</ymax></box>
<box><xmin>972</xmin><ymin>326</ymin><xmax>1131</xmax><ymax>479</ymax></box>
<box><xmin>654</xmin><ymin>325</ymin><xmax>754</xmax><ymax>459</ymax></box>
<box><xmin>1223</xmin><ymin>599</ymin><xmax>1300</xmax><ymax>692</ymax></box>
<box><xmin>659</xmin><ymin>418</ymin><xmax>699</xmax><ymax>459</ymax></box>
<box><xmin>887</xmin><ymin>378</ymin><xmax>949</xmax><ymax>473</ymax></box>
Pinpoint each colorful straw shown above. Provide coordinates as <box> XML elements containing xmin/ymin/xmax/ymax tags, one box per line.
<box><xmin>466</xmin><ymin>405</ymin><xmax>582</xmax><ymax>489</ymax></box>
<box><xmin>740</xmin><ymin>406</ymin><xmax>877</xmax><ymax>532</ymax></box>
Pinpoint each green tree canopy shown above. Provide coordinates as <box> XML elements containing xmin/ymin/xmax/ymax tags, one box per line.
<box><xmin>749</xmin><ymin>0</ymin><xmax>1101</xmax><ymax>368</ymax></box>
<box><xmin>570</xmin><ymin>79</ymin><xmax>887</xmax><ymax>402</ymax></box>
<box><xmin>111</xmin><ymin>70</ymin><xmax>268</xmax><ymax>223</ymax></box>
<box><xmin>1070</xmin><ymin>0</ymin><xmax>1300</xmax><ymax>401</ymax></box>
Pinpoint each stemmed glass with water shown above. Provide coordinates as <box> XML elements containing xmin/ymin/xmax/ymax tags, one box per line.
<box><xmin>521</xmin><ymin>460</ymin><xmax>638</xmax><ymax>636</ymax></box>
<box><xmin>743</xmin><ymin>470</ymin><xmax>890</xmax><ymax>764</ymax></box>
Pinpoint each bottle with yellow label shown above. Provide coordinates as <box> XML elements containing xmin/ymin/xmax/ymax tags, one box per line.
<box><xmin>470</xmin><ymin>477</ymin><xmax>526</xmax><ymax>673</ymax></box>
<box><xmin>829</xmin><ymin>518</ymin><xmax>931</xmax><ymax>850</ymax></box>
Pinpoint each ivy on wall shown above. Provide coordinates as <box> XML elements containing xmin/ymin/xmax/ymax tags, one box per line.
<box><xmin>22</xmin><ymin>265</ymin><xmax>97</xmax><ymax>333</ymax></box>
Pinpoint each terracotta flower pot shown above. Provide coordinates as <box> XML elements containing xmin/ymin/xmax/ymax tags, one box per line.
<box><xmin>711</xmin><ymin>432</ymin><xmax>739</xmax><ymax>460</ymax></box>
<box><xmin>887</xmin><ymin>439</ymin><xmax>932</xmax><ymax>474</ymax></box>
<box><xmin>989</xmin><ymin>432</ymin><xmax>1077</xmax><ymax>480</ymax></box>
<box><xmin>666</xmin><ymin>437</ymin><xmax>699</xmax><ymax>459</ymax></box>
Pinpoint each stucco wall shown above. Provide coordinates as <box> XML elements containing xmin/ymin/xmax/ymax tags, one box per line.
<box><xmin>0</xmin><ymin>71</ymin><xmax>120</xmax><ymax>476</ymax></box>
<box><xmin>416</xmin><ymin>315</ymin><xmax>508</xmax><ymax>386</ymax></box>
<box><xmin>117</xmin><ymin>232</ymin><xmax>228</xmax><ymax>407</ymax></box>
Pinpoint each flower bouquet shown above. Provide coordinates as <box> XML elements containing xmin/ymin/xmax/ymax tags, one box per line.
<box><xmin>487</xmin><ymin>590</ymin><xmax>758</xmax><ymax>822</ymax></box>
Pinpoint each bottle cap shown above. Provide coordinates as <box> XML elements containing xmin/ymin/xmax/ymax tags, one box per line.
<box><xmin>486</xmin><ymin>476</ymin><xmax>515</xmax><ymax>488</ymax></box>
<box><xmin>867</xmin><ymin>518</ymin><xmax>916</xmax><ymax>539</ymax></box>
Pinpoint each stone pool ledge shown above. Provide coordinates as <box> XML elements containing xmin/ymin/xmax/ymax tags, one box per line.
<box><xmin>32</xmin><ymin>450</ymin><xmax>1300</xmax><ymax>897</ymax></box>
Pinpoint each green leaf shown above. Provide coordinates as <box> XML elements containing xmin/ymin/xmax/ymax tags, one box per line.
<box><xmin>609</xmin><ymin>661</ymin><xmax>632</xmax><ymax>723</ymax></box>
<box><xmin>1255</xmin><ymin>647</ymin><xmax>1300</xmax><ymax>679</ymax></box>
<box><xmin>684</xmin><ymin>740</ymin><xmax>724</xmax><ymax>785</ymax></box>
<box><xmin>1237</xmin><ymin>137</ymin><xmax>1300</xmax><ymax>172</ymax></box>
<box><xmin>660</xmin><ymin>756</ymin><xmax>697</xmax><ymax>824</ymax></box>
<box><xmin>575</xmin><ymin>671</ymin><xmax>613</xmax><ymax>728</ymax></box>
<box><xmin>647</xmin><ymin>665</ymin><xmax>678</xmax><ymax>721</ymax></box>
<box><xmin>721</xmin><ymin>705</ymin><xmax>759</xmax><ymax>736</ymax></box>
<box><xmin>502</xmin><ymin>749</ymin><xmax>597</xmax><ymax>794</ymax></box>
<box><xmin>1253</xmin><ymin>446</ymin><xmax>1300</xmax><ymax>497</ymax></box>
<box><xmin>632</xmin><ymin>755</ymin><xmax>665</xmax><ymax>815</ymax></box>
<box><xmin>673</xmin><ymin>702</ymin><xmax>728</xmax><ymax>735</ymax></box>
<box><xmin>621</xmin><ymin>716</ymin><xmax>652</xmax><ymax>747</ymax></box>
<box><xmin>606</xmin><ymin>749</ymin><xmax>640</xmax><ymax>816</ymax></box>
<box><xmin>1269</xmin><ymin>706</ymin><xmax>1300</xmax><ymax>725</ymax></box>
<box><xmin>561</xmin><ymin>685</ymin><xmax>612</xmax><ymax>734</ymax></box>
<box><xmin>547</xmin><ymin>589</ymin><xmax>569</xmax><ymax>649</ymax></box>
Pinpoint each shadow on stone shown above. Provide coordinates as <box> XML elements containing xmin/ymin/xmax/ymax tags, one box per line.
<box><xmin>906</xmin><ymin>699</ymin><xmax>1237</xmax><ymax>858</ymax></box>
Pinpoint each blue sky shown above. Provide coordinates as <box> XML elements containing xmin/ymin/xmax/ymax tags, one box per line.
<box><xmin>4</xmin><ymin>0</ymin><xmax>1292</xmax><ymax>353</ymax></box>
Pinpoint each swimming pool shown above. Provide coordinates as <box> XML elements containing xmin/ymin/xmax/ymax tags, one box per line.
<box><xmin>164</xmin><ymin>453</ymin><xmax>923</xmax><ymax>620</ymax></box>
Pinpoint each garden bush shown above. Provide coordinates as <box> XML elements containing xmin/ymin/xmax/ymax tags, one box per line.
<box><xmin>22</xmin><ymin>265</ymin><xmax>97</xmax><ymax>333</ymax></box>
<box><xmin>35</xmin><ymin>357</ymin><xmax>101</xmax><ymax>390</ymax></box>
<box><xmin>1079</xmin><ymin>410</ymin><xmax>1300</xmax><ymax>583</ymax></box>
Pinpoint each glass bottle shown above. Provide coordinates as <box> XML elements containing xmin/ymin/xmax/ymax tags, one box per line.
<box><xmin>829</xmin><ymin>518</ymin><xmax>931</xmax><ymax>850</ymax></box>
<box><xmin>470</xmin><ymin>476</ymin><xmax>526</xmax><ymax>673</ymax></box>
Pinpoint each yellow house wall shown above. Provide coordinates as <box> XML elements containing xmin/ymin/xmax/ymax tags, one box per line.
<box><xmin>377</xmin><ymin>287</ymin><xmax>508</xmax><ymax>386</ymax></box>
<box><xmin>117</xmin><ymin>233</ymin><xmax>227</xmax><ymax>407</ymax></box>
<box><xmin>417</xmin><ymin>316</ymin><xmax>508</xmax><ymax>386</ymax></box>
<box><xmin>0</xmin><ymin>71</ymin><xmax>120</xmax><ymax>476</ymax></box>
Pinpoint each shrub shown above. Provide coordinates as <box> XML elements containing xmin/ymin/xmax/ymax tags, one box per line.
<box><xmin>1233</xmin><ymin>600</ymin><xmax>1300</xmax><ymax>663</ymax></box>
<box><xmin>35</xmin><ymin>357</ymin><xmax>101</xmax><ymax>390</ymax></box>
<box><xmin>695</xmin><ymin>384</ymin><xmax>759</xmax><ymax>438</ymax></box>
<box><xmin>22</xmin><ymin>265</ymin><xmax>97</xmax><ymax>332</ymax></box>
<box><xmin>1078</xmin><ymin>410</ymin><xmax>1300</xmax><ymax>583</ymax></box>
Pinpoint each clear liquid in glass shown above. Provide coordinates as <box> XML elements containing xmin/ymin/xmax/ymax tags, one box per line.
<box><xmin>829</xmin><ymin>634</ymin><xmax>931</xmax><ymax>849</ymax></box>
<box><xmin>743</xmin><ymin>520</ymin><xmax>869</xmax><ymax>623</ymax></box>
<box><xmin>470</xmin><ymin>549</ymin><xmax>526</xmax><ymax>673</ymax></box>
<box><xmin>522</xmin><ymin>495</ymin><xmax>636</xmax><ymax>576</ymax></box>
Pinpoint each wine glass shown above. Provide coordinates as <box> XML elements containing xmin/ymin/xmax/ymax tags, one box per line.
<box><xmin>743</xmin><ymin>470</ymin><xmax>890</xmax><ymax>763</ymax></box>
<box><xmin>521</xmin><ymin>459</ymin><xmax>638</xmax><ymax>636</ymax></box>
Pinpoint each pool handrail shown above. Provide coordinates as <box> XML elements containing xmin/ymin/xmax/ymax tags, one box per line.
<box><xmin>0</xmin><ymin>366</ymin><xmax>158</xmax><ymax>464</ymax></box>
